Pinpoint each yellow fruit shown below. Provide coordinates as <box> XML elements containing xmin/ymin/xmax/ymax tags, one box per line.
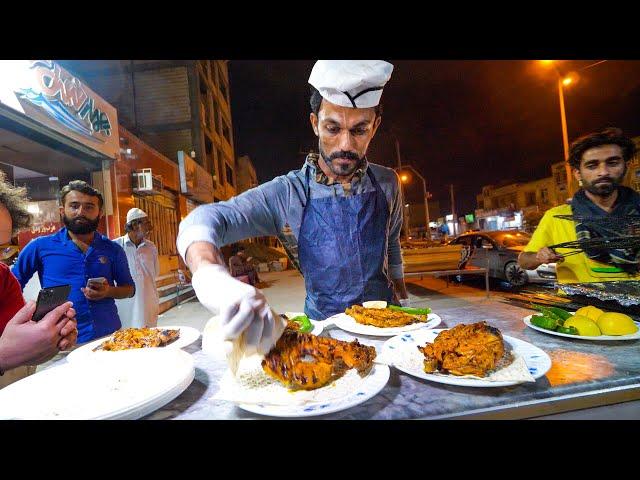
<box><xmin>575</xmin><ymin>306</ymin><xmax>605</xmax><ymax>322</ymax></box>
<box><xmin>564</xmin><ymin>315</ymin><xmax>602</xmax><ymax>336</ymax></box>
<box><xmin>596</xmin><ymin>312</ymin><xmax>639</xmax><ymax>336</ymax></box>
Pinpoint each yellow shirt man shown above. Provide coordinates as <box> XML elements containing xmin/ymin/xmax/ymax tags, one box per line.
<box><xmin>524</xmin><ymin>203</ymin><xmax>640</xmax><ymax>284</ymax></box>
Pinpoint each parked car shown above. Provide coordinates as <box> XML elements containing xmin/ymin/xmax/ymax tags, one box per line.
<box><xmin>449</xmin><ymin>230</ymin><xmax>556</xmax><ymax>287</ymax></box>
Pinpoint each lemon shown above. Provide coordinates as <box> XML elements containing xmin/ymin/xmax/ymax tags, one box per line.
<box><xmin>564</xmin><ymin>315</ymin><xmax>602</xmax><ymax>336</ymax></box>
<box><xmin>596</xmin><ymin>312</ymin><xmax>639</xmax><ymax>336</ymax></box>
<box><xmin>363</xmin><ymin>301</ymin><xmax>387</xmax><ymax>309</ymax></box>
<box><xmin>575</xmin><ymin>306</ymin><xmax>605</xmax><ymax>322</ymax></box>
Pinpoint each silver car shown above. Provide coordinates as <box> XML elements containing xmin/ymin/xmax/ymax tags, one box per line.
<box><xmin>451</xmin><ymin>230</ymin><xmax>556</xmax><ymax>287</ymax></box>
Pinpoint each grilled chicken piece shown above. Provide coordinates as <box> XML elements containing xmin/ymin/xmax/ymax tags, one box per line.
<box><xmin>346</xmin><ymin>305</ymin><xmax>428</xmax><ymax>328</ymax></box>
<box><xmin>261</xmin><ymin>329</ymin><xmax>376</xmax><ymax>390</ymax></box>
<box><xmin>417</xmin><ymin>322</ymin><xmax>507</xmax><ymax>377</ymax></box>
<box><xmin>96</xmin><ymin>328</ymin><xmax>180</xmax><ymax>351</ymax></box>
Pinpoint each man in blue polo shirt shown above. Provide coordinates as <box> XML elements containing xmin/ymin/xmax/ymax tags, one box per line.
<box><xmin>12</xmin><ymin>180</ymin><xmax>135</xmax><ymax>343</ymax></box>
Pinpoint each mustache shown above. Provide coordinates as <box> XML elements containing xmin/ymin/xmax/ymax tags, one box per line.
<box><xmin>327</xmin><ymin>150</ymin><xmax>360</xmax><ymax>162</ymax></box>
<box><xmin>594</xmin><ymin>177</ymin><xmax>613</xmax><ymax>183</ymax></box>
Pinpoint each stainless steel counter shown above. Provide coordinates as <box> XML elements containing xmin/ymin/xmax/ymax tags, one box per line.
<box><xmin>145</xmin><ymin>299</ymin><xmax>640</xmax><ymax>420</ymax></box>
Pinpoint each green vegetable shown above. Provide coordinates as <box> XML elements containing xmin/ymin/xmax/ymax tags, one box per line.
<box><xmin>530</xmin><ymin>314</ymin><xmax>559</xmax><ymax>331</ymax></box>
<box><xmin>387</xmin><ymin>305</ymin><xmax>431</xmax><ymax>315</ymax></box>
<box><xmin>547</xmin><ymin>307</ymin><xmax>572</xmax><ymax>321</ymax></box>
<box><xmin>290</xmin><ymin>315</ymin><xmax>313</xmax><ymax>333</ymax></box>
<box><xmin>533</xmin><ymin>305</ymin><xmax>566</xmax><ymax>326</ymax></box>
<box><xmin>556</xmin><ymin>325</ymin><xmax>579</xmax><ymax>335</ymax></box>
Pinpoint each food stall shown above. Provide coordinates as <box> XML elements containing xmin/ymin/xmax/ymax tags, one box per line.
<box><xmin>1</xmin><ymin>292</ymin><xmax>638</xmax><ymax>420</ymax></box>
<box><xmin>151</xmin><ymin>298</ymin><xmax>639</xmax><ymax>419</ymax></box>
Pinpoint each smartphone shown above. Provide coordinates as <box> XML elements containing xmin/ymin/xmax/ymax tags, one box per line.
<box><xmin>86</xmin><ymin>277</ymin><xmax>107</xmax><ymax>289</ymax></box>
<box><xmin>33</xmin><ymin>284</ymin><xmax>72</xmax><ymax>322</ymax></box>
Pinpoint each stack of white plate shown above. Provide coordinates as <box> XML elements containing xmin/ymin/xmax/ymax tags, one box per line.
<box><xmin>0</xmin><ymin>348</ymin><xmax>195</xmax><ymax>420</ymax></box>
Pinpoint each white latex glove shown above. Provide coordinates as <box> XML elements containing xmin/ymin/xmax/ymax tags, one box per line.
<box><xmin>399</xmin><ymin>298</ymin><xmax>411</xmax><ymax>308</ymax></box>
<box><xmin>191</xmin><ymin>264</ymin><xmax>285</xmax><ymax>355</ymax></box>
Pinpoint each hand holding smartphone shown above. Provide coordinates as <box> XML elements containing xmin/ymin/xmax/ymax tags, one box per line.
<box><xmin>33</xmin><ymin>285</ymin><xmax>72</xmax><ymax>321</ymax></box>
<box><xmin>86</xmin><ymin>277</ymin><xmax>108</xmax><ymax>289</ymax></box>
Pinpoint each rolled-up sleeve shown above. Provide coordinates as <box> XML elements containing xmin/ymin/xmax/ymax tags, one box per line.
<box><xmin>177</xmin><ymin>177</ymin><xmax>290</xmax><ymax>261</ymax></box>
<box><xmin>387</xmin><ymin>172</ymin><xmax>404</xmax><ymax>279</ymax></box>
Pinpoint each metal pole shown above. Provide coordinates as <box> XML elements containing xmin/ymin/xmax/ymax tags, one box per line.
<box><xmin>450</xmin><ymin>183</ymin><xmax>456</xmax><ymax>236</ymax></box>
<box><xmin>422</xmin><ymin>178</ymin><xmax>431</xmax><ymax>241</ymax></box>
<box><xmin>558</xmin><ymin>77</ymin><xmax>573</xmax><ymax>198</ymax></box>
<box><xmin>394</xmin><ymin>136</ymin><xmax>410</xmax><ymax>240</ymax></box>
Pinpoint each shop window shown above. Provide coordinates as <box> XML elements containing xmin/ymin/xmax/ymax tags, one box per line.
<box><xmin>134</xmin><ymin>196</ymin><xmax>177</xmax><ymax>257</ymax></box>
<box><xmin>525</xmin><ymin>191</ymin><xmax>536</xmax><ymax>206</ymax></box>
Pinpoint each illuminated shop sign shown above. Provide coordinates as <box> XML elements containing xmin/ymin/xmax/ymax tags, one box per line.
<box><xmin>0</xmin><ymin>60</ymin><xmax>119</xmax><ymax>159</ymax></box>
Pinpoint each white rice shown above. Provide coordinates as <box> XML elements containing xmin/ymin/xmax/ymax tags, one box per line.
<box><xmin>394</xmin><ymin>345</ymin><xmax>534</xmax><ymax>383</ymax></box>
<box><xmin>214</xmin><ymin>354</ymin><xmax>370</xmax><ymax>406</ymax></box>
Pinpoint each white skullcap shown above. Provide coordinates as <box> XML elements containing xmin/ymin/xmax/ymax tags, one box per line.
<box><xmin>308</xmin><ymin>60</ymin><xmax>394</xmax><ymax>109</ymax></box>
<box><xmin>126</xmin><ymin>207</ymin><xmax>148</xmax><ymax>224</ymax></box>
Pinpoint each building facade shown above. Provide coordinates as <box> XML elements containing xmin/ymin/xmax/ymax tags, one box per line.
<box><xmin>58</xmin><ymin>60</ymin><xmax>237</xmax><ymax>204</ymax></box>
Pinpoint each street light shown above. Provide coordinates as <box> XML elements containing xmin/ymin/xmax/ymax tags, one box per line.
<box><xmin>394</xmin><ymin>164</ymin><xmax>432</xmax><ymax>241</ymax></box>
<box><xmin>539</xmin><ymin>60</ymin><xmax>607</xmax><ymax>198</ymax></box>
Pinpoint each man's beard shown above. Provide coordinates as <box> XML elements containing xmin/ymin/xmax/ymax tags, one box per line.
<box><xmin>582</xmin><ymin>172</ymin><xmax>625</xmax><ymax>197</ymax></box>
<box><xmin>319</xmin><ymin>145</ymin><xmax>364</xmax><ymax>177</ymax></box>
<box><xmin>63</xmin><ymin>214</ymin><xmax>99</xmax><ymax>234</ymax></box>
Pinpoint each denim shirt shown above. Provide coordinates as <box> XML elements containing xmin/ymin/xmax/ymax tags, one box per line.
<box><xmin>177</xmin><ymin>157</ymin><xmax>405</xmax><ymax>279</ymax></box>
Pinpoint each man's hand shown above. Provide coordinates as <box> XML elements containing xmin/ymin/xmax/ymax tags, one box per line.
<box><xmin>0</xmin><ymin>301</ymin><xmax>77</xmax><ymax>371</ymax></box>
<box><xmin>57</xmin><ymin>308</ymin><xmax>78</xmax><ymax>351</ymax></box>
<box><xmin>535</xmin><ymin>247</ymin><xmax>564</xmax><ymax>265</ymax></box>
<box><xmin>82</xmin><ymin>281</ymin><xmax>110</xmax><ymax>301</ymax></box>
<box><xmin>192</xmin><ymin>264</ymin><xmax>285</xmax><ymax>354</ymax></box>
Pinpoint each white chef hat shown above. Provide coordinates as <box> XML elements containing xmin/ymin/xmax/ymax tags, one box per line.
<box><xmin>126</xmin><ymin>207</ymin><xmax>148</xmax><ymax>224</ymax></box>
<box><xmin>308</xmin><ymin>60</ymin><xmax>394</xmax><ymax>109</ymax></box>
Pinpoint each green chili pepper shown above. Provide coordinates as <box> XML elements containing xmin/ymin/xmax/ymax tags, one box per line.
<box><xmin>530</xmin><ymin>314</ymin><xmax>559</xmax><ymax>331</ymax></box>
<box><xmin>547</xmin><ymin>307</ymin><xmax>573</xmax><ymax>321</ymax></box>
<box><xmin>556</xmin><ymin>325</ymin><xmax>579</xmax><ymax>335</ymax></box>
<box><xmin>290</xmin><ymin>315</ymin><xmax>313</xmax><ymax>333</ymax></box>
<box><xmin>534</xmin><ymin>305</ymin><xmax>566</xmax><ymax>326</ymax></box>
<box><xmin>387</xmin><ymin>305</ymin><xmax>432</xmax><ymax>315</ymax></box>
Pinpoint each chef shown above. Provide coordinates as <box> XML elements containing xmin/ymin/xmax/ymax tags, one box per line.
<box><xmin>177</xmin><ymin>60</ymin><xmax>408</xmax><ymax>353</ymax></box>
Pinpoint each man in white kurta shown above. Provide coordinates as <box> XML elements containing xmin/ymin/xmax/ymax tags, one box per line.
<box><xmin>114</xmin><ymin>208</ymin><xmax>160</xmax><ymax>328</ymax></box>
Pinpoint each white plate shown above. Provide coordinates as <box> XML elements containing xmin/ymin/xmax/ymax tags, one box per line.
<box><xmin>66</xmin><ymin>325</ymin><xmax>201</xmax><ymax>363</ymax></box>
<box><xmin>236</xmin><ymin>364</ymin><xmax>390</xmax><ymax>417</ymax></box>
<box><xmin>523</xmin><ymin>314</ymin><xmax>640</xmax><ymax>341</ymax></box>
<box><xmin>327</xmin><ymin>312</ymin><xmax>442</xmax><ymax>337</ymax></box>
<box><xmin>0</xmin><ymin>349</ymin><xmax>195</xmax><ymax>419</ymax></box>
<box><xmin>382</xmin><ymin>328</ymin><xmax>552</xmax><ymax>387</ymax></box>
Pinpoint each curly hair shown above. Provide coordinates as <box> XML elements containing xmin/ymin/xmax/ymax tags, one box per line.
<box><xmin>568</xmin><ymin>127</ymin><xmax>636</xmax><ymax>169</ymax></box>
<box><xmin>0</xmin><ymin>172</ymin><xmax>32</xmax><ymax>236</ymax></box>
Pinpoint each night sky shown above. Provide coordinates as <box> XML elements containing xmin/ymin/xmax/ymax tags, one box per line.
<box><xmin>228</xmin><ymin>60</ymin><xmax>640</xmax><ymax>217</ymax></box>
